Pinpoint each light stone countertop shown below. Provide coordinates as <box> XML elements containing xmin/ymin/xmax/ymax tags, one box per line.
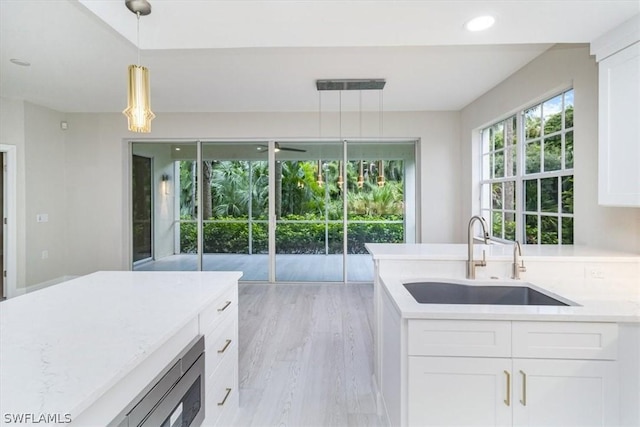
<box><xmin>367</xmin><ymin>244</ymin><xmax>640</xmax><ymax>322</ymax></box>
<box><xmin>380</xmin><ymin>275</ymin><xmax>640</xmax><ymax>322</ymax></box>
<box><xmin>366</xmin><ymin>243</ymin><xmax>640</xmax><ymax>262</ymax></box>
<box><xmin>0</xmin><ymin>271</ymin><xmax>242</xmax><ymax>425</ymax></box>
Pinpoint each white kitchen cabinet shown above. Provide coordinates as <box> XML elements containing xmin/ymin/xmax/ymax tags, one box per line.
<box><xmin>408</xmin><ymin>356</ymin><xmax>511</xmax><ymax>427</ymax></box>
<box><xmin>407</xmin><ymin>357</ymin><xmax>618</xmax><ymax>427</ymax></box>
<box><xmin>597</xmin><ymin>42</ymin><xmax>640</xmax><ymax>206</ymax></box>
<box><xmin>391</xmin><ymin>316</ymin><xmax>620</xmax><ymax>427</ymax></box>
<box><xmin>592</xmin><ymin>14</ymin><xmax>640</xmax><ymax>207</ymax></box>
<box><xmin>200</xmin><ymin>284</ymin><xmax>239</xmax><ymax>426</ymax></box>
<box><xmin>512</xmin><ymin>359</ymin><xmax>618</xmax><ymax>427</ymax></box>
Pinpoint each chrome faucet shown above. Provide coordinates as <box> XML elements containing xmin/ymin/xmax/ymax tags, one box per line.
<box><xmin>466</xmin><ymin>215</ymin><xmax>490</xmax><ymax>279</ymax></box>
<box><xmin>512</xmin><ymin>240</ymin><xmax>527</xmax><ymax>280</ymax></box>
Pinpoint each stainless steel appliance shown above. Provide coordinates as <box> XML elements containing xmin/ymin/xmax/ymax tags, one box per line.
<box><xmin>110</xmin><ymin>336</ymin><xmax>205</xmax><ymax>427</ymax></box>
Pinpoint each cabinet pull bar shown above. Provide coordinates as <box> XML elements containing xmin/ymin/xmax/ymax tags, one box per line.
<box><xmin>218</xmin><ymin>388</ymin><xmax>232</xmax><ymax>406</ymax></box>
<box><xmin>218</xmin><ymin>301</ymin><xmax>232</xmax><ymax>312</ymax></box>
<box><xmin>520</xmin><ymin>370</ymin><xmax>527</xmax><ymax>406</ymax></box>
<box><xmin>503</xmin><ymin>370</ymin><xmax>511</xmax><ymax>406</ymax></box>
<box><xmin>218</xmin><ymin>339</ymin><xmax>232</xmax><ymax>353</ymax></box>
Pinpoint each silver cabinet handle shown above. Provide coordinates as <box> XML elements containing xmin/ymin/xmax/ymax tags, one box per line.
<box><xmin>218</xmin><ymin>301</ymin><xmax>231</xmax><ymax>312</ymax></box>
<box><xmin>218</xmin><ymin>388</ymin><xmax>232</xmax><ymax>406</ymax></box>
<box><xmin>218</xmin><ymin>339</ymin><xmax>232</xmax><ymax>354</ymax></box>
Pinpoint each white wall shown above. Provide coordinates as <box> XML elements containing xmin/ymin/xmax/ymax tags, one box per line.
<box><xmin>0</xmin><ymin>98</ymin><xmax>26</xmax><ymax>288</ymax></box>
<box><xmin>460</xmin><ymin>44</ymin><xmax>640</xmax><ymax>253</ymax></box>
<box><xmin>62</xmin><ymin>110</ymin><xmax>462</xmax><ymax>277</ymax></box>
<box><xmin>23</xmin><ymin>102</ymin><xmax>68</xmax><ymax>286</ymax></box>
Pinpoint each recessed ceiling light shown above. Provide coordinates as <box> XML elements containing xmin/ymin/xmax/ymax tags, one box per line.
<box><xmin>10</xmin><ymin>58</ymin><xmax>31</xmax><ymax>67</ymax></box>
<box><xmin>465</xmin><ymin>15</ymin><xmax>495</xmax><ymax>32</ymax></box>
<box><xmin>175</xmin><ymin>147</ymin><xmax>181</xmax><ymax>151</ymax></box>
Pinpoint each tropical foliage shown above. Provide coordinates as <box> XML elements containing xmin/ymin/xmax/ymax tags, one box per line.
<box><xmin>178</xmin><ymin>158</ymin><xmax>405</xmax><ymax>254</ymax></box>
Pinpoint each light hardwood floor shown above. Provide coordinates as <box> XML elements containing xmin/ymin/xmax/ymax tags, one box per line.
<box><xmin>234</xmin><ymin>283</ymin><xmax>381</xmax><ymax>427</ymax></box>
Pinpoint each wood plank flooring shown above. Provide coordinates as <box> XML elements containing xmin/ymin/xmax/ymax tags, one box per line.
<box><xmin>234</xmin><ymin>283</ymin><xmax>381</xmax><ymax>427</ymax></box>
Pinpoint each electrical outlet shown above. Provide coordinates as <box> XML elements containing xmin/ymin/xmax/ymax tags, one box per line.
<box><xmin>588</xmin><ymin>267</ymin><xmax>605</xmax><ymax>279</ymax></box>
<box><xmin>42</xmin><ymin>250</ymin><xmax>48</xmax><ymax>260</ymax></box>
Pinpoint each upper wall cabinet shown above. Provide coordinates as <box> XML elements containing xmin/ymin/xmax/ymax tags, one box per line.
<box><xmin>591</xmin><ymin>15</ymin><xmax>640</xmax><ymax>207</ymax></box>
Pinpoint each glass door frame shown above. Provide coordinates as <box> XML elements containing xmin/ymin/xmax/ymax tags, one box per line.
<box><xmin>128</xmin><ymin>138</ymin><xmax>417</xmax><ymax>283</ymax></box>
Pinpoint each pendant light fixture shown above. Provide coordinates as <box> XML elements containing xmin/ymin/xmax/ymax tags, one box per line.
<box><xmin>377</xmin><ymin>160</ymin><xmax>386</xmax><ymax>187</ymax></box>
<box><xmin>337</xmin><ymin>161</ymin><xmax>344</xmax><ymax>190</ymax></box>
<box><xmin>123</xmin><ymin>0</ymin><xmax>155</xmax><ymax>133</ymax></box>
<box><xmin>317</xmin><ymin>160</ymin><xmax>324</xmax><ymax>187</ymax></box>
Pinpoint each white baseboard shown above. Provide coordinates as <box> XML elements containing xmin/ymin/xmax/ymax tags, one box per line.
<box><xmin>18</xmin><ymin>275</ymin><xmax>80</xmax><ymax>295</ymax></box>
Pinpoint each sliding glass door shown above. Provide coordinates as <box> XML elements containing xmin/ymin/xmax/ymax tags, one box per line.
<box><xmin>131</xmin><ymin>139</ymin><xmax>415</xmax><ymax>282</ymax></box>
<box><xmin>132</xmin><ymin>154</ymin><xmax>152</xmax><ymax>264</ymax></box>
<box><xmin>274</xmin><ymin>141</ymin><xmax>344</xmax><ymax>282</ymax></box>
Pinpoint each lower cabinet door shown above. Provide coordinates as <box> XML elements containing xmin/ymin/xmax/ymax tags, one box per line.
<box><xmin>408</xmin><ymin>356</ymin><xmax>512</xmax><ymax>427</ymax></box>
<box><xmin>512</xmin><ymin>359</ymin><xmax>619</xmax><ymax>427</ymax></box>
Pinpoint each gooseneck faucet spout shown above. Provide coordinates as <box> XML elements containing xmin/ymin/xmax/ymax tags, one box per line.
<box><xmin>512</xmin><ymin>240</ymin><xmax>527</xmax><ymax>280</ymax></box>
<box><xmin>466</xmin><ymin>216</ymin><xmax>490</xmax><ymax>279</ymax></box>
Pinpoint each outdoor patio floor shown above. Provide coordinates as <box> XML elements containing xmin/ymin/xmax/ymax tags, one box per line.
<box><xmin>134</xmin><ymin>253</ymin><xmax>375</xmax><ymax>282</ymax></box>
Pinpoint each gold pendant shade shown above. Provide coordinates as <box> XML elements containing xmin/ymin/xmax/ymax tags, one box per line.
<box><xmin>123</xmin><ymin>64</ymin><xmax>155</xmax><ymax>133</ymax></box>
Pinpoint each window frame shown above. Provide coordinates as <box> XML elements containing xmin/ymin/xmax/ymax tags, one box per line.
<box><xmin>479</xmin><ymin>89</ymin><xmax>574</xmax><ymax>245</ymax></box>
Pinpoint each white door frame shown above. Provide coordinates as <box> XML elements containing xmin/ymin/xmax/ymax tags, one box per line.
<box><xmin>0</xmin><ymin>145</ymin><xmax>17</xmax><ymax>298</ymax></box>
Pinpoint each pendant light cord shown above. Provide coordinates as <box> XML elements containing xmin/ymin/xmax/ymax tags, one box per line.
<box><xmin>136</xmin><ymin>11</ymin><xmax>141</xmax><ymax>66</ymax></box>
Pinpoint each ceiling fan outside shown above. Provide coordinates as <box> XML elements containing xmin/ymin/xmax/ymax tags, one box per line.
<box><xmin>256</xmin><ymin>142</ymin><xmax>307</xmax><ymax>153</ymax></box>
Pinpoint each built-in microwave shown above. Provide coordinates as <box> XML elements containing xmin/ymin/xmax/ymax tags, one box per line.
<box><xmin>110</xmin><ymin>336</ymin><xmax>205</xmax><ymax>427</ymax></box>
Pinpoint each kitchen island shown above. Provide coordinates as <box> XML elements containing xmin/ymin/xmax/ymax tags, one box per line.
<box><xmin>0</xmin><ymin>271</ymin><xmax>241</xmax><ymax>426</ymax></box>
<box><xmin>366</xmin><ymin>243</ymin><xmax>640</xmax><ymax>427</ymax></box>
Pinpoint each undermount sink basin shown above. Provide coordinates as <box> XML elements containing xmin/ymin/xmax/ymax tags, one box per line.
<box><xmin>403</xmin><ymin>281</ymin><xmax>571</xmax><ymax>306</ymax></box>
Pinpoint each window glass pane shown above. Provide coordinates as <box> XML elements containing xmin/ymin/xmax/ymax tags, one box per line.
<box><xmin>507</xmin><ymin>116</ymin><xmax>517</xmax><ymax>145</ymax></box>
<box><xmin>564</xmin><ymin>89</ymin><xmax>574</xmax><ymax>128</ymax></box>
<box><xmin>494</xmin><ymin>150</ymin><xmax>504</xmax><ymax>178</ymax></box>
<box><xmin>482</xmin><ymin>129</ymin><xmax>491</xmax><ymax>154</ymax></box>
<box><xmin>540</xmin><ymin>177</ymin><xmax>558</xmax><ymax>213</ymax></box>
<box><xmin>492</xmin><ymin>182</ymin><xmax>503</xmax><ymax>209</ymax></box>
<box><xmin>525</xmin><ymin>141</ymin><xmax>541</xmax><ymax>174</ymax></box>
<box><xmin>482</xmin><ymin>154</ymin><xmax>491</xmax><ymax>180</ymax></box>
<box><xmin>505</xmin><ymin>212</ymin><xmax>516</xmax><ymax>241</ymax></box>
<box><xmin>504</xmin><ymin>181</ymin><xmax>516</xmax><ymax>211</ymax></box>
<box><xmin>504</xmin><ymin>144</ymin><xmax>516</xmax><ymax>177</ymax></box>
<box><xmin>481</xmin><ymin>183</ymin><xmax>491</xmax><ymax>211</ymax></box>
<box><xmin>494</xmin><ymin>122</ymin><xmax>504</xmax><ymax>150</ymax></box>
<box><xmin>562</xmin><ymin>217</ymin><xmax>574</xmax><ymax>244</ymax></box>
<box><xmin>562</xmin><ymin>176</ymin><xmax>574</xmax><ymax>214</ymax></box>
<box><xmin>565</xmin><ymin>131</ymin><xmax>574</xmax><ymax>169</ymax></box>
<box><xmin>543</xmin><ymin>135</ymin><xmax>562</xmax><ymax>171</ymax></box>
<box><xmin>525</xmin><ymin>214</ymin><xmax>538</xmax><ymax>244</ymax></box>
<box><xmin>524</xmin><ymin>179</ymin><xmax>537</xmax><ymax>212</ymax></box>
<box><xmin>489</xmin><ymin>127</ymin><xmax>495</xmax><ymax>151</ymax></box>
<box><xmin>492</xmin><ymin>211</ymin><xmax>503</xmax><ymax>239</ymax></box>
<box><xmin>543</xmin><ymin>95</ymin><xmax>563</xmax><ymax>135</ymax></box>
<box><xmin>525</xmin><ymin>105</ymin><xmax>541</xmax><ymax>140</ymax></box>
<box><xmin>541</xmin><ymin>216</ymin><xmax>559</xmax><ymax>244</ymax></box>
<box><xmin>489</xmin><ymin>154</ymin><xmax>494</xmax><ymax>179</ymax></box>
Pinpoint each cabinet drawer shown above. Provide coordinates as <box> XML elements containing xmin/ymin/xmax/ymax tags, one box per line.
<box><xmin>408</xmin><ymin>320</ymin><xmax>511</xmax><ymax>357</ymax></box>
<box><xmin>205</xmin><ymin>310</ymin><xmax>237</xmax><ymax>379</ymax></box>
<box><xmin>512</xmin><ymin>322</ymin><xmax>618</xmax><ymax>360</ymax></box>
<box><xmin>200</xmin><ymin>287</ymin><xmax>237</xmax><ymax>337</ymax></box>
<box><xmin>204</xmin><ymin>350</ymin><xmax>237</xmax><ymax>426</ymax></box>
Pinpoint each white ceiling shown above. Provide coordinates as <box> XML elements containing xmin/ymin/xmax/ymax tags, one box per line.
<box><xmin>1</xmin><ymin>1</ymin><xmax>638</xmax><ymax>113</ymax></box>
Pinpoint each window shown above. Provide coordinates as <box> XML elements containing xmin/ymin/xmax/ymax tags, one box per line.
<box><xmin>480</xmin><ymin>89</ymin><xmax>574</xmax><ymax>244</ymax></box>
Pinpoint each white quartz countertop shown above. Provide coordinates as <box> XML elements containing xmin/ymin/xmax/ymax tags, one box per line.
<box><xmin>369</xmin><ymin>243</ymin><xmax>640</xmax><ymax>322</ymax></box>
<box><xmin>0</xmin><ymin>271</ymin><xmax>242</xmax><ymax>425</ymax></box>
<box><xmin>381</xmin><ymin>274</ymin><xmax>640</xmax><ymax>322</ymax></box>
<box><xmin>366</xmin><ymin>243</ymin><xmax>640</xmax><ymax>262</ymax></box>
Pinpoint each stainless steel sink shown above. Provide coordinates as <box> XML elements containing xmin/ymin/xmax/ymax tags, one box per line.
<box><xmin>403</xmin><ymin>281</ymin><xmax>570</xmax><ymax>306</ymax></box>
